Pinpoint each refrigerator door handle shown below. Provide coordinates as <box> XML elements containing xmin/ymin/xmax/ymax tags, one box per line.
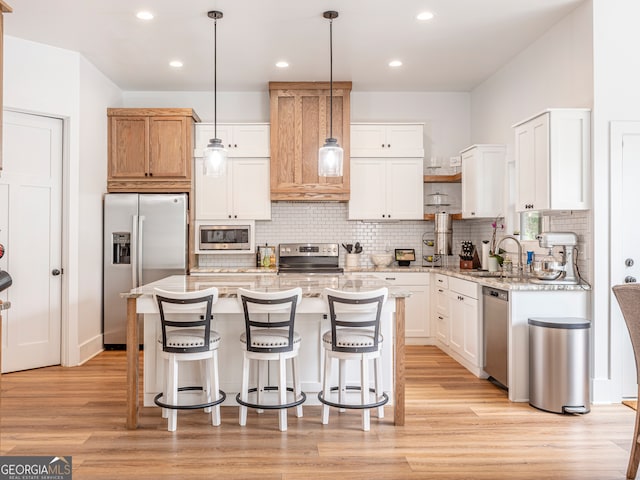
<box><xmin>131</xmin><ymin>215</ymin><xmax>139</xmax><ymax>288</ymax></box>
<box><xmin>137</xmin><ymin>215</ymin><xmax>145</xmax><ymax>287</ymax></box>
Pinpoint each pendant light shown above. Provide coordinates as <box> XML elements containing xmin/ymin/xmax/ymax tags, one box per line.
<box><xmin>203</xmin><ymin>10</ymin><xmax>227</xmax><ymax>177</ymax></box>
<box><xmin>318</xmin><ymin>10</ymin><xmax>344</xmax><ymax>177</ymax></box>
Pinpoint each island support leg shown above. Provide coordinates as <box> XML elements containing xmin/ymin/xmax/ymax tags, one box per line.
<box><xmin>394</xmin><ymin>296</ymin><xmax>405</xmax><ymax>426</ymax></box>
<box><xmin>126</xmin><ymin>297</ymin><xmax>138</xmax><ymax>429</ymax></box>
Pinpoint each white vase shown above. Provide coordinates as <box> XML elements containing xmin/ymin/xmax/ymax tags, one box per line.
<box><xmin>487</xmin><ymin>256</ymin><xmax>499</xmax><ymax>272</ymax></box>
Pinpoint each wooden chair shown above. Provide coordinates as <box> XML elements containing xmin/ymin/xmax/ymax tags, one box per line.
<box><xmin>613</xmin><ymin>283</ymin><xmax>640</xmax><ymax>478</ymax></box>
<box><xmin>236</xmin><ymin>287</ymin><xmax>305</xmax><ymax>432</ymax></box>
<box><xmin>153</xmin><ymin>287</ymin><xmax>225</xmax><ymax>432</ymax></box>
<box><xmin>319</xmin><ymin>287</ymin><xmax>389</xmax><ymax>431</ymax></box>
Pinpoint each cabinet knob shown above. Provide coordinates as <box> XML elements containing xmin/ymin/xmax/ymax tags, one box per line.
<box><xmin>382</xmin><ymin>214</ymin><xmax>386</xmax><ymax>218</ymax></box>
<box><xmin>387</xmin><ymin>144</ymin><xmax>391</xmax><ymax>148</ymax></box>
<box><xmin>626</xmin><ymin>276</ymin><xmax>637</xmax><ymax>284</ymax></box>
<box><xmin>228</xmin><ymin>215</ymin><xmax>232</xmax><ymax>219</ymax></box>
<box><xmin>149</xmin><ymin>172</ymin><xmax>153</xmax><ymax>177</ymax></box>
<box><xmin>145</xmin><ymin>173</ymin><xmax>148</xmax><ymax>177</ymax></box>
<box><xmin>234</xmin><ymin>144</ymin><xmax>238</xmax><ymax>148</ymax></box>
<box><xmin>381</xmin><ymin>144</ymin><xmax>385</xmax><ymax>148</ymax></box>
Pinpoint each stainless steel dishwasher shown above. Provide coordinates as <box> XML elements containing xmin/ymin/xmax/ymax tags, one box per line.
<box><xmin>483</xmin><ymin>287</ymin><xmax>509</xmax><ymax>389</ymax></box>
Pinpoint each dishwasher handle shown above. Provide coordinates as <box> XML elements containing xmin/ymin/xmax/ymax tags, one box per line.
<box><xmin>482</xmin><ymin>287</ymin><xmax>509</xmax><ymax>302</ymax></box>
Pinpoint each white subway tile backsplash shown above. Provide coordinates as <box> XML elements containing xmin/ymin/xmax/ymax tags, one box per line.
<box><xmin>197</xmin><ymin>203</ymin><xmax>591</xmax><ymax>283</ymax></box>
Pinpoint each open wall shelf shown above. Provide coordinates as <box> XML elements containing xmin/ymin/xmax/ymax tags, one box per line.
<box><xmin>424</xmin><ymin>172</ymin><xmax>462</xmax><ymax>220</ymax></box>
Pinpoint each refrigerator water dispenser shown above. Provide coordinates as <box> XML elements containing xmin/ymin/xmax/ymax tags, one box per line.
<box><xmin>112</xmin><ymin>232</ymin><xmax>131</xmax><ymax>264</ymax></box>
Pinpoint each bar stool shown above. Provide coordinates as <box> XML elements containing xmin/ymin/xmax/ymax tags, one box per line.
<box><xmin>153</xmin><ymin>287</ymin><xmax>226</xmax><ymax>432</ymax></box>
<box><xmin>236</xmin><ymin>287</ymin><xmax>305</xmax><ymax>432</ymax></box>
<box><xmin>319</xmin><ymin>287</ymin><xmax>389</xmax><ymax>431</ymax></box>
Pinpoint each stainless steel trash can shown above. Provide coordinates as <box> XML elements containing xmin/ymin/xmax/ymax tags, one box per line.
<box><xmin>528</xmin><ymin>317</ymin><xmax>590</xmax><ymax>414</ymax></box>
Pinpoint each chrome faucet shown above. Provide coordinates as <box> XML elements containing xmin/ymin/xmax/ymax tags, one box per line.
<box><xmin>495</xmin><ymin>235</ymin><xmax>523</xmax><ymax>275</ymax></box>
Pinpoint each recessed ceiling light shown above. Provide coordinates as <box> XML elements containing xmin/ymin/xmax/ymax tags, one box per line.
<box><xmin>169</xmin><ymin>60</ymin><xmax>183</xmax><ymax>68</ymax></box>
<box><xmin>136</xmin><ymin>11</ymin><xmax>154</xmax><ymax>21</ymax></box>
<box><xmin>276</xmin><ymin>61</ymin><xmax>289</xmax><ymax>68</ymax></box>
<box><xmin>389</xmin><ymin>60</ymin><xmax>403</xmax><ymax>68</ymax></box>
<box><xmin>416</xmin><ymin>11</ymin><xmax>434</xmax><ymax>21</ymax></box>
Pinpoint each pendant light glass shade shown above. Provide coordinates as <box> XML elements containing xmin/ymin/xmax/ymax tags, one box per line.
<box><xmin>203</xmin><ymin>138</ymin><xmax>228</xmax><ymax>177</ymax></box>
<box><xmin>318</xmin><ymin>137</ymin><xmax>343</xmax><ymax>177</ymax></box>
<box><xmin>318</xmin><ymin>11</ymin><xmax>343</xmax><ymax>177</ymax></box>
<box><xmin>204</xmin><ymin>10</ymin><xmax>226</xmax><ymax>177</ymax></box>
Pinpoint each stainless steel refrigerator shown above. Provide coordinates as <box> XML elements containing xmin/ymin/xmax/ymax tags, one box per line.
<box><xmin>103</xmin><ymin>193</ymin><xmax>188</xmax><ymax>347</ymax></box>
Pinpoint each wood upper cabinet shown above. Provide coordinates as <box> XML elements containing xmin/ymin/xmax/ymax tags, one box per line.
<box><xmin>0</xmin><ymin>2</ymin><xmax>12</xmax><ymax>176</ymax></box>
<box><xmin>107</xmin><ymin>108</ymin><xmax>200</xmax><ymax>192</ymax></box>
<box><xmin>269</xmin><ymin>81</ymin><xmax>351</xmax><ymax>201</ymax></box>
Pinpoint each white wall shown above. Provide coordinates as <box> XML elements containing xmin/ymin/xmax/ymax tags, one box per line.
<box><xmin>591</xmin><ymin>0</ymin><xmax>640</xmax><ymax>403</ymax></box>
<box><xmin>123</xmin><ymin>90</ymin><xmax>471</xmax><ymax>160</ymax></box>
<box><xmin>78</xmin><ymin>56</ymin><xmax>122</xmax><ymax>360</ymax></box>
<box><xmin>4</xmin><ymin>36</ymin><xmax>122</xmax><ymax>365</ymax></box>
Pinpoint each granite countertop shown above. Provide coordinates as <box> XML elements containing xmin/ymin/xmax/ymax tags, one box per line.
<box><xmin>190</xmin><ymin>265</ymin><xmax>590</xmax><ymax>291</ymax></box>
<box><xmin>122</xmin><ymin>273</ymin><xmax>411</xmax><ymax>299</ymax></box>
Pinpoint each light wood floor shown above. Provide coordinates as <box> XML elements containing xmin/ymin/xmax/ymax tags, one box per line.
<box><xmin>0</xmin><ymin>346</ymin><xmax>634</xmax><ymax>479</ymax></box>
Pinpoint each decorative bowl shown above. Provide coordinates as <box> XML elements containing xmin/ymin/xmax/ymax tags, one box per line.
<box><xmin>370</xmin><ymin>253</ymin><xmax>394</xmax><ymax>267</ymax></box>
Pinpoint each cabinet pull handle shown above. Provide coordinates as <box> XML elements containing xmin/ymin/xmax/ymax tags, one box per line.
<box><xmin>385</xmin><ymin>277</ymin><xmax>396</xmax><ymax>281</ymax></box>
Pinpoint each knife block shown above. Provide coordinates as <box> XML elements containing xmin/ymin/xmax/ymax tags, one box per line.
<box><xmin>459</xmin><ymin>259</ymin><xmax>474</xmax><ymax>270</ymax></box>
<box><xmin>460</xmin><ymin>250</ymin><xmax>482</xmax><ymax>270</ymax></box>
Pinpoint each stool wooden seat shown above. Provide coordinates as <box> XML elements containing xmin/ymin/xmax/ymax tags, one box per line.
<box><xmin>153</xmin><ymin>287</ymin><xmax>225</xmax><ymax>432</ymax></box>
<box><xmin>236</xmin><ymin>287</ymin><xmax>305</xmax><ymax>432</ymax></box>
<box><xmin>319</xmin><ymin>287</ymin><xmax>389</xmax><ymax>431</ymax></box>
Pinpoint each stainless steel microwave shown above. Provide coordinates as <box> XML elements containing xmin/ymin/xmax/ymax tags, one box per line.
<box><xmin>195</xmin><ymin>220</ymin><xmax>255</xmax><ymax>253</ymax></box>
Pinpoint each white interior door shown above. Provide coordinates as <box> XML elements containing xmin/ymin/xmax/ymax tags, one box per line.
<box><xmin>611</xmin><ymin>121</ymin><xmax>640</xmax><ymax>398</ymax></box>
<box><xmin>1</xmin><ymin>111</ymin><xmax>63</xmax><ymax>372</ymax></box>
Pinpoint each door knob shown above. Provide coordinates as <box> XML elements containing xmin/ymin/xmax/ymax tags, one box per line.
<box><xmin>625</xmin><ymin>276</ymin><xmax>637</xmax><ymax>283</ymax></box>
<box><xmin>52</xmin><ymin>269</ymin><xmax>61</xmax><ymax>276</ymax></box>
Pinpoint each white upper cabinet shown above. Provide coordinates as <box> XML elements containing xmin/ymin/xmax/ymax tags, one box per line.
<box><xmin>351</xmin><ymin>123</ymin><xmax>424</xmax><ymax>158</ymax></box>
<box><xmin>195</xmin><ymin>157</ymin><xmax>271</xmax><ymax>220</ymax></box>
<box><xmin>460</xmin><ymin>144</ymin><xmax>506</xmax><ymax>219</ymax></box>
<box><xmin>349</xmin><ymin>157</ymin><xmax>424</xmax><ymax>220</ymax></box>
<box><xmin>194</xmin><ymin>123</ymin><xmax>270</xmax><ymax>158</ymax></box>
<box><xmin>513</xmin><ymin>109</ymin><xmax>590</xmax><ymax>212</ymax></box>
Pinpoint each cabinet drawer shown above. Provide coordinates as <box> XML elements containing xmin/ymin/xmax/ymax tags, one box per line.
<box><xmin>370</xmin><ymin>272</ymin><xmax>429</xmax><ymax>286</ymax></box>
<box><xmin>434</xmin><ymin>274</ymin><xmax>449</xmax><ymax>289</ymax></box>
<box><xmin>449</xmin><ymin>277</ymin><xmax>478</xmax><ymax>299</ymax></box>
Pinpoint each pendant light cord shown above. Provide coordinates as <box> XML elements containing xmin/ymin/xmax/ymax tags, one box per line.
<box><xmin>329</xmin><ymin>17</ymin><xmax>334</xmax><ymax>139</ymax></box>
<box><xmin>214</xmin><ymin>16</ymin><xmax>218</xmax><ymax>140</ymax></box>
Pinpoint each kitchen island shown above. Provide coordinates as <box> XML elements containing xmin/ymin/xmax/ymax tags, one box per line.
<box><xmin>122</xmin><ymin>274</ymin><xmax>408</xmax><ymax>429</ymax></box>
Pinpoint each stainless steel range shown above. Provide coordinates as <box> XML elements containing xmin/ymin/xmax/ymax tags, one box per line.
<box><xmin>278</xmin><ymin>243</ymin><xmax>343</xmax><ymax>274</ymax></box>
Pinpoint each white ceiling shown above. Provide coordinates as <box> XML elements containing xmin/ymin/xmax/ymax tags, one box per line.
<box><xmin>4</xmin><ymin>0</ymin><xmax>585</xmax><ymax>92</ymax></box>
